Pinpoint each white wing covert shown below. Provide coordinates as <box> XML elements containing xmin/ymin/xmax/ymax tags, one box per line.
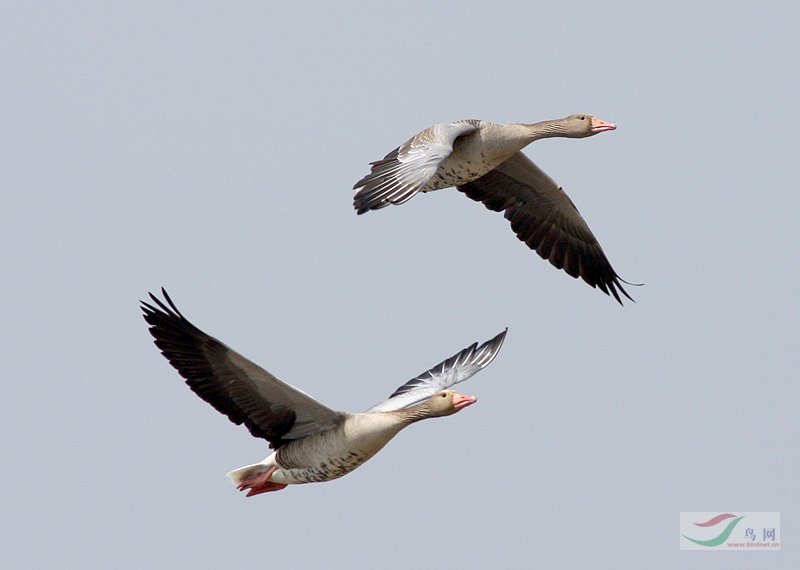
<box><xmin>353</xmin><ymin>121</ymin><xmax>478</xmax><ymax>213</ymax></box>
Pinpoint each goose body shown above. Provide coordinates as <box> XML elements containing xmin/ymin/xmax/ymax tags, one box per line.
<box><xmin>248</xmin><ymin>412</ymin><xmax>410</xmax><ymax>487</ymax></box>
<box><xmin>353</xmin><ymin>114</ymin><xmax>635</xmax><ymax>304</ymax></box>
<box><xmin>141</xmin><ymin>289</ymin><xmax>506</xmax><ymax>496</ymax></box>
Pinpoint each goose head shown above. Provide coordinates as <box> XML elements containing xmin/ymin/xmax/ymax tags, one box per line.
<box><xmin>426</xmin><ymin>390</ymin><xmax>478</xmax><ymax>417</ymax></box>
<box><xmin>560</xmin><ymin>113</ymin><xmax>617</xmax><ymax>138</ymax></box>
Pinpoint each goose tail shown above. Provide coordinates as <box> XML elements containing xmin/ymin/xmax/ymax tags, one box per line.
<box><xmin>226</xmin><ymin>462</ymin><xmax>268</xmax><ymax>487</ymax></box>
<box><xmin>226</xmin><ymin>458</ymin><xmax>288</xmax><ymax>496</ymax></box>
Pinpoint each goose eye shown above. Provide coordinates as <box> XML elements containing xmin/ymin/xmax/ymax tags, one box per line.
<box><xmin>580</xmin><ymin>115</ymin><xmax>586</xmax><ymax>120</ymax></box>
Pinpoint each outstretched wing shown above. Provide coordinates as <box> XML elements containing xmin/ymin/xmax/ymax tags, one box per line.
<box><xmin>353</xmin><ymin>120</ymin><xmax>478</xmax><ymax>213</ymax></box>
<box><xmin>366</xmin><ymin>329</ymin><xmax>507</xmax><ymax>413</ymax></box>
<box><xmin>141</xmin><ymin>289</ymin><xmax>344</xmax><ymax>448</ymax></box>
<box><xmin>458</xmin><ymin>152</ymin><xmax>635</xmax><ymax>304</ymax></box>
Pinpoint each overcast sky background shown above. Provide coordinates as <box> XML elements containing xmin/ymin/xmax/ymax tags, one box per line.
<box><xmin>2</xmin><ymin>2</ymin><xmax>798</xmax><ymax>568</ymax></box>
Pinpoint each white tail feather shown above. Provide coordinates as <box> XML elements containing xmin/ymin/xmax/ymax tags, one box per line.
<box><xmin>226</xmin><ymin>462</ymin><xmax>269</xmax><ymax>487</ymax></box>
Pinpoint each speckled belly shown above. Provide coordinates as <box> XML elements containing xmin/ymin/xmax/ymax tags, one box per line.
<box><xmin>271</xmin><ymin>449</ymin><xmax>375</xmax><ymax>484</ymax></box>
<box><xmin>422</xmin><ymin>148</ymin><xmax>508</xmax><ymax>192</ymax></box>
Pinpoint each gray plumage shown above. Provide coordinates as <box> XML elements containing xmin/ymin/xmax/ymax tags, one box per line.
<box><xmin>353</xmin><ymin>114</ymin><xmax>636</xmax><ymax>304</ymax></box>
<box><xmin>141</xmin><ymin>289</ymin><xmax>506</xmax><ymax>494</ymax></box>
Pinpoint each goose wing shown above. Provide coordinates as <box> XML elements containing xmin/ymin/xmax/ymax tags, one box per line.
<box><xmin>141</xmin><ymin>289</ymin><xmax>344</xmax><ymax>448</ymax></box>
<box><xmin>458</xmin><ymin>152</ymin><xmax>634</xmax><ymax>304</ymax></box>
<box><xmin>366</xmin><ymin>329</ymin><xmax>507</xmax><ymax>413</ymax></box>
<box><xmin>353</xmin><ymin>120</ymin><xmax>478</xmax><ymax>213</ymax></box>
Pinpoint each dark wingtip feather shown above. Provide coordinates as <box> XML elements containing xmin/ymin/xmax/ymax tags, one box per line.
<box><xmin>354</xmin><ymin>200</ymin><xmax>369</xmax><ymax>215</ymax></box>
<box><xmin>609</xmin><ymin>275</ymin><xmax>640</xmax><ymax>306</ymax></box>
<box><xmin>141</xmin><ymin>288</ymin><xmax>188</xmax><ymax>323</ymax></box>
<box><xmin>159</xmin><ymin>287</ymin><xmax>184</xmax><ymax>317</ymax></box>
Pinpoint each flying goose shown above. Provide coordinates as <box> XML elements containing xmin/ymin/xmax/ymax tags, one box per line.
<box><xmin>353</xmin><ymin>114</ymin><xmax>636</xmax><ymax>304</ymax></box>
<box><xmin>141</xmin><ymin>289</ymin><xmax>506</xmax><ymax>496</ymax></box>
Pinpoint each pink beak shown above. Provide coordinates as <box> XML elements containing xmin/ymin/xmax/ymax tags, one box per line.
<box><xmin>590</xmin><ymin>117</ymin><xmax>617</xmax><ymax>133</ymax></box>
<box><xmin>452</xmin><ymin>392</ymin><xmax>477</xmax><ymax>410</ymax></box>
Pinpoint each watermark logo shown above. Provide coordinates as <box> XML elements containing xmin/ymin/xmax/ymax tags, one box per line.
<box><xmin>680</xmin><ymin>512</ymin><xmax>780</xmax><ymax>550</ymax></box>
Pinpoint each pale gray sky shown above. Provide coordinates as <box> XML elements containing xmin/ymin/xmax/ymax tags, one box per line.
<box><xmin>2</xmin><ymin>2</ymin><xmax>798</xmax><ymax>568</ymax></box>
